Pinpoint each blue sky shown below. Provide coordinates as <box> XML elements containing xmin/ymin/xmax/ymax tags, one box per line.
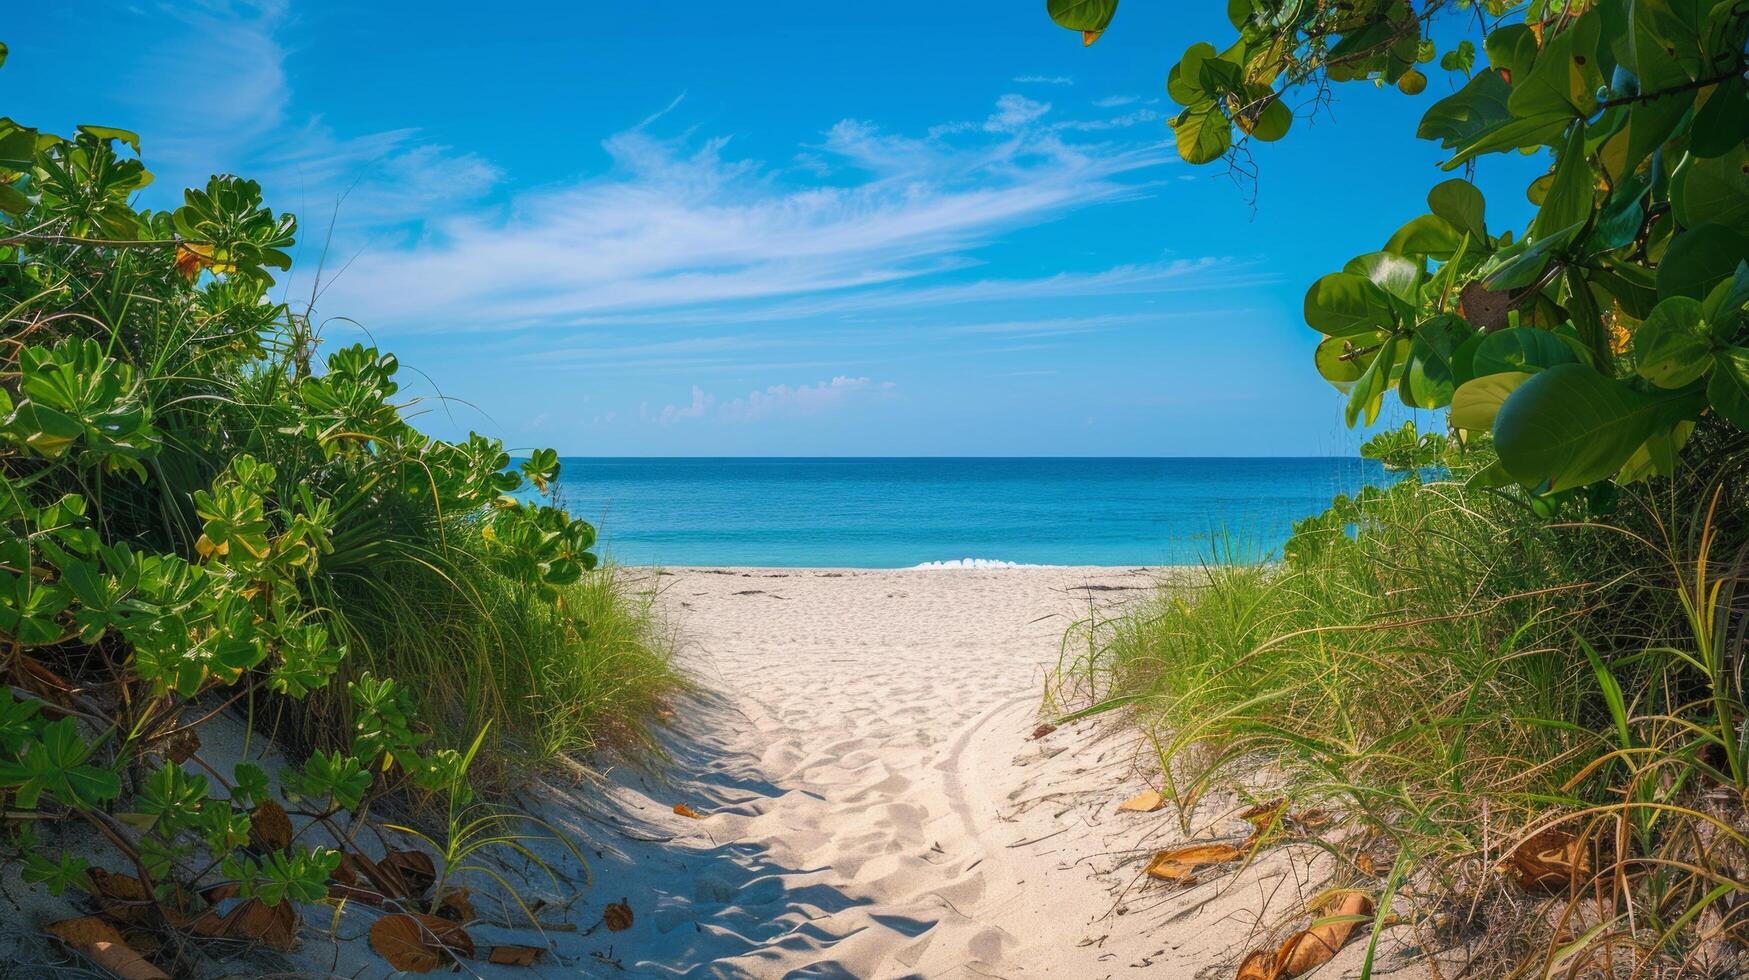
<box><xmin>5</xmin><ymin>2</ymin><xmax>1539</xmax><ymax>456</ymax></box>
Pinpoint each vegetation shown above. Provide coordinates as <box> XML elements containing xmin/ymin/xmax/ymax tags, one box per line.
<box><xmin>1044</xmin><ymin>0</ymin><xmax>1749</xmax><ymax>974</ymax></box>
<box><xmin>0</xmin><ymin>40</ymin><xmax>671</xmax><ymax>973</ymax></box>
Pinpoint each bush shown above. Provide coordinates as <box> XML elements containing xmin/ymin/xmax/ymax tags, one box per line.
<box><xmin>0</xmin><ymin>43</ymin><xmax>671</xmax><ymax>970</ymax></box>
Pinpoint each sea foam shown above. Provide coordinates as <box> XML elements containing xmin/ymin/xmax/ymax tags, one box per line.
<box><xmin>910</xmin><ymin>558</ymin><xmax>1051</xmax><ymax>570</ymax></box>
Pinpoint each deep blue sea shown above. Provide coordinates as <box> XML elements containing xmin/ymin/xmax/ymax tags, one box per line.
<box><xmin>549</xmin><ymin>457</ymin><xmax>1392</xmax><ymax>568</ymax></box>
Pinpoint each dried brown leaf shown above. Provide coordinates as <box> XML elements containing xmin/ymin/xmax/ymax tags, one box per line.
<box><xmin>1030</xmin><ymin>723</ymin><xmax>1057</xmax><ymax>740</ymax></box>
<box><xmin>437</xmin><ymin>887</ymin><xmax>476</xmax><ymax>923</ymax></box>
<box><xmin>488</xmin><ymin>944</ymin><xmax>544</xmax><ymax>966</ymax></box>
<box><xmin>250</xmin><ymin>799</ymin><xmax>293</xmax><ymax>851</ymax></box>
<box><xmin>381</xmin><ymin>848</ymin><xmax>438</xmax><ymax>899</ymax></box>
<box><xmin>673</xmin><ymin>803</ymin><xmax>704</xmax><ymax>819</ymax></box>
<box><xmin>369</xmin><ymin>913</ymin><xmax>474</xmax><ymax>973</ymax></box>
<box><xmin>85</xmin><ymin>868</ymin><xmax>154</xmax><ymax>925</ymax></box>
<box><xmin>1143</xmin><ymin>843</ymin><xmax>1243</xmax><ymax>883</ymax></box>
<box><xmin>45</xmin><ymin>916</ymin><xmax>170</xmax><ymax>980</ymax></box>
<box><xmin>604</xmin><ymin>899</ymin><xmax>634</xmax><ymax>932</ymax></box>
<box><xmin>1497</xmin><ymin>826</ymin><xmax>1590</xmax><ymax>893</ymax></box>
<box><xmin>1275</xmin><ymin>892</ymin><xmax>1374</xmax><ymax>977</ymax></box>
<box><xmin>1117</xmin><ymin>789</ymin><xmax>1165</xmax><ymax>813</ymax></box>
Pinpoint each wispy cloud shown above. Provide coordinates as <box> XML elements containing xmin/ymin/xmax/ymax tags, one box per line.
<box><xmin>312</xmin><ymin>94</ymin><xmax>1179</xmax><ymax>334</ymax></box>
<box><xmin>654</xmin><ymin>376</ymin><xmax>896</xmax><ymax>424</ymax></box>
<box><xmin>1093</xmin><ymin>95</ymin><xmax>1141</xmax><ymax>108</ymax></box>
<box><xmin>1013</xmin><ymin>75</ymin><xmax>1074</xmax><ymax>85</ymax></box>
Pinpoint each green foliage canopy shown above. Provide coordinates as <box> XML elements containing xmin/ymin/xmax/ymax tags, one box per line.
<box><xmin>1049</xmin><ymin>0</ymin><xmax>1749</xmax><ymax>497</ymax></box>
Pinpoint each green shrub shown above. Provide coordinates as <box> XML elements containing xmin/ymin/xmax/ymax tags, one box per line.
<box><xmin>0</xmin><ymin>42</ymin><xmax>671</xmax><ymax>968</ymax></box>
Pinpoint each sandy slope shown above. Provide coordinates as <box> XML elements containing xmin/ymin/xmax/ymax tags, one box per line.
<box><xmin>477</xmin><ymin>567</ymin><xmax>1434</xmax><ymax>979</ymax></box>
<box><xmin>4</xmin><ymin>566</ymin><xmax>1441</xmax><ymax>978</ymax></box>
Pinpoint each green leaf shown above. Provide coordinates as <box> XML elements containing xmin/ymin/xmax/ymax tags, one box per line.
<box><xmin>1529</xmin><ymin>125</ymin><xmax>1593</xmax><ymax>242</ymax></box>
<box><xmin>1173</xmin><ymin>104</ymin><xmax>1231</xmax><ymax>164</ymax></box>
<box><xmin>1473</xmin><ymin>327</ymin><xmax>1581</xmax><ymax>375</ymax></box>
<box><xmin>1672</xmin><ymin>141</ymin><xmax>1749</xmax><ymax>230</ymax></box>
<box><xmin>1384</xmin><ymin>215</ymin><xmax>1463</xmax><ymax>259</ymax></box>
<box><xmin>1345</xmin><ymin>335</ymin><xmax>1401</xmax><ymax>427</ymax></box>
<box><xmin>1658</xmin><ymin>224</ymin><xmax>1749</xmax><ymax>301</ymax></box>
<box><xmin>1399</xmin><ymin>315</ymin><xmax>1471</xmax><ymax>409</ymax></box>
<box><xmin>1450</xmin><ymin>371</ymin><xmax>1534</xmax><ymax>431</ymax></box>
<box><xmin>1633</xmin><ymin>296</ymin><xmax>1714</xmax><ymax>387</ymax></box>
<box><xmin>1494</xmin><ymin>363</ymin><xmax>1702</xmax><ymax>491</ymax></box>
<box><xmin>1484</xmin><ymin>23</ymin><xmax>1537</xmax><ymax>81</ymax></box>
<box><xmin>1689</xmin><ymin>76</ymin><xmax>1749</xmax><ymax>158</ymax></box>
<box><xmin>1047</xmin><ymin>0</ymin><xmax>1118</xmax><ymax>33</ymax></box>
<box><xmin>1314</xmin><ymin>334</ymin><xmax>1373</xmax><ymax>390</ymax></box>
<box><xmin>1506</xmin><ymin>10</ymin><xmax>1603</xmax><ymax>119</ymax></box>
<box><xmin>1418</xmin><ymin>69</ymin><xmax>1513</xmax><ymax>148</ymax></box>
<box><xmin>1708</xmin><ymin>347</ymin><xmax>1749</xmax><ymax>427</ymax></box>
<box><xmin>1344</xmin><ymin>251</ymin><xmax>1422</xmax><ymax>305</ymax></box>
<box><xmin>1304</xmin><ymin>272</ymin><xmax>1398</xmax><ymax>336</ymax></box>
<box><xmin>1427</xmin><ymin>179</ymin><xmax>1487</xmax><ymax>243</ymax></box>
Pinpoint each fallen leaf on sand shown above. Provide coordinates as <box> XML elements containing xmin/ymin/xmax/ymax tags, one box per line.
<box><xmin>1236</xmin><ymin>892</ymin><xmax>1375</xmax><ymax>979</ymax></box>
<box><xmin>673</xmin><ymin>803</ymin><xmax>704</xmax><ymax>819</ymax></box>
<box><xmin>189</xmin><ymin>897</ymin><xmax>299</xmax><ymax>951</ymax></box>
<box><xmin>437</xmin><ymin>887</ymin><xmax>476</xmax><ymax>923</ymax></box>
<box><xmin>489</xmin><ymin>944</ymin><xmax>545</xmax><ymax>966</ymax></box>
<box><xmin>1118</xmin><ymin>789</ymin><xmax>1165</xmax><ymax>813</ymax></box>
<box><xmin>45</xmin><ymin>916</ymin><xmax>170</xmax><ymax>979</ymax></box>
<box><xmin>381</xmin><ymin>848</ymin><xmax>438</xmax><ymax>899</ymax></box>
<box><xmin>1144</xmin><ymin>843</ymin><xmax>1243</xmax><ymax>882</ymax></box>
<box><xmin>85</xmin><ymin>868</ymin><xmax>154</xmax><ymax>924</ymax></box>
<box><xmin>1031</xmin><ymin>723</ymin><xmax>1057</xmax><ymax>740</ymax></box>
<box><xmin>369</xmin><ymin>912</ymin><xmax>475</xmax><ymax>973</ymax></box>
<box><xmin>250</xmin><ymin>799</ymin><xmax>294</xmax><ymax>851</ymax></box>
<box><xmin>1355</xmin><ymin>852</ymin><xmax>1378</xmax><ymax>876</ymax></box>
<box><xmin>1498</xmin><ymin>826</ymin><xmax>1591</xmax><ymax>893</ymax></box>
<box><xmin>604</xmin><ymin>899</ymin><xmax>634</xmax><ymax>932</ymax></box>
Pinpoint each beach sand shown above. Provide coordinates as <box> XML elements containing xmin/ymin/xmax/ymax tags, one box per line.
<box><xmin>471</xmin><ymin>567</ymin><xmax>1435</xmax><ymax>979</ymax></box>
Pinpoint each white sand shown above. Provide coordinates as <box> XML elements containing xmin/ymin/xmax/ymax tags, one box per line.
<box><xmin>484</xmin><ymin>567</ymin><xmax>1435</xmax><ymax>979</ymax></box>
<box><xmin>7</xmin><ymin>566</ymin><xmax>1435</xmax><ymax>977</ymax></box>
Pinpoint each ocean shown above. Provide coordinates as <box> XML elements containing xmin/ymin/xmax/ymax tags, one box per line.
<box><xmin>548</xmin><ymin>457</ymin><xmax>1394</xmax><ymax>568</ymax></box>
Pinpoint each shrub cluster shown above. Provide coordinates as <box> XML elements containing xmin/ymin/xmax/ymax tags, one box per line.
<box><xmin>0</xmin><ymin>43</ymin><xmax>666</xmax><ymax>969</ymax></box>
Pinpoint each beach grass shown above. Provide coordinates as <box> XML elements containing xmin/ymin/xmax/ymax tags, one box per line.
<box><xmin>304</xmin><ymin>547</ymin><xmax>678</xmax><ymax>789</ymax></box>
<box><xmin>1050</xmin><ymin>444</ymin><xmax>1749</xmax><ymax>973</ymax></box>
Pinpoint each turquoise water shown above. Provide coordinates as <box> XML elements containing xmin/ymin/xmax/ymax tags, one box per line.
<box><xmin>552</xmin><ymin>457</ymin><xmax>1392</xmax><ymax>568</ymax></box>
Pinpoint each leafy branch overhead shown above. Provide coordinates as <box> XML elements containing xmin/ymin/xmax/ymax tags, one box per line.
<box><xmin>1049</xmin><ymin>0</ymin><xmax>1749</xmax><ymax>499</ymax></box>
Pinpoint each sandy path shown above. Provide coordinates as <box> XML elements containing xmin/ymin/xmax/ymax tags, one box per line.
<box><xmin>470</xmin><ymin>568</ymin><xmax>1434</xmax><ymax>979</ymax></box>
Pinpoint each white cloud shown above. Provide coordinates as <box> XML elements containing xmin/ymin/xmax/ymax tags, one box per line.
<box><xmin>1013</xmin><ymin>75</ymin><xmax>1074</xmax><ymax>85</ymax></box>
<box><xmin>659</xmin><ymin>385</ymin><xmax>715</xmax><ymax>423</ymax></box>
<box><xmin>983</xmin><ymin>94</ymin><xmax>1053</xmax><ymax>133</ymax></box>
<box><xmin>656</xmin><ymin>376</ymin><xmax>896</xmax><ymax>424</ymax></box>
<box><xmin>1093</xmin><ymin>95</ymin><xmax>1141</xmax><ymax>108</ymax></box>
<box><xmin>720</xmin><ymin>376</ymin><xmax>896</xmax><ymax>422</ymax></box>
<box><xmin>312</xmin><ymin>95</ymin><xmax>1177</xmax><ymax>334</ymax></box>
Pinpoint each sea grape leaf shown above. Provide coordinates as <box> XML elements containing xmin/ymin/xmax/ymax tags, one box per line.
<box><xmin>1305</xmin><ymin>272</ymin><xmax>1398</xmax><ymax>336</ymax></box>
<box><xmin>1633</xmin><ymin>296</ymin><xmax>1714</xmax><ymax>387</ymax></box>
<box><xmin>1450</xmin><ymin>371</ymin><xmax>1534</xmax><ymax>431</ymax></box>
<box><xmin>1494</xmin><ymin>363</ymin><xmax>1703</xmax><ymax>491</ymax></box>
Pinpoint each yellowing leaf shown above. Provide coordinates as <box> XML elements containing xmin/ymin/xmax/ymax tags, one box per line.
<box><xmin>673</xmin><ymin>803</ymin><xmax>704</xmax><ymax>819</ymax></box>
<box><xmin>1144</xmin><ymin>843</ymin><xmax>1243</xmax><ymax>882</ymax></box>
<box><xmin>1117</xmin><ymin>789</ymin><xmax>1165</xmax><ymax>813</ymax></box>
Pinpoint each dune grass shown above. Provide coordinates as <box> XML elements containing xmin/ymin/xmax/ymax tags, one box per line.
<box><xmin>1049</xmin><ymin>442</ymin><xmax>1749</xmax><ymax>974</ymax></box>
<box><xmin>312</xmin><ymin>548</ymin><xmax>677</xmax><ymax>789</ymax></box>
